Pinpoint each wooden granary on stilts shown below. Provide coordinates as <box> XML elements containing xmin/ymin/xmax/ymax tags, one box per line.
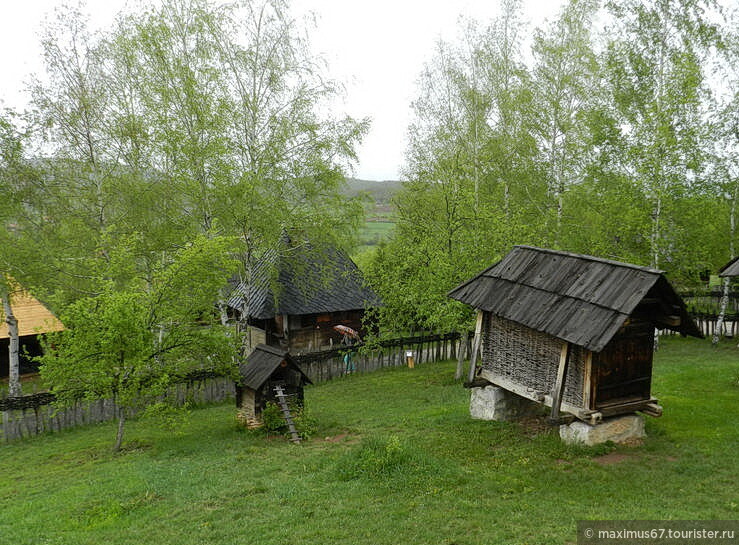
<box><xmin>235</xmin><ymin>344</ymin><xmax>312</xmax><ymax>425</ymax></box>
<box><xmin>448</xmin><ymin>246</ymin><xmax>703</xmax><ymax>424</ymax></box>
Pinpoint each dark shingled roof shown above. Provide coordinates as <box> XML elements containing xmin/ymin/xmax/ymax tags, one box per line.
<box><xmin>448</xmin><ymin>246</ymin><xmax>702</xmax><ymax>352</ymax></box>
<box><xmin>238</xmin><ymin>344</ymin><xmax>312</xmax><ymax>390</ymax></box>
<box><xmin>719</xmin><ymin>256</ymin><xmax>739</xmax><ymax>277</ymax></box>
<box><xmin>226</xmin><ymin>237</ymin><xmax>379</xmax><ymax>320</ymax></box>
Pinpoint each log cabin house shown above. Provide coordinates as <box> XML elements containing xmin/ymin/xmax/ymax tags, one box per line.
<box><xmin>448</xmin><ymin>246</ymin><xmax>702</xmax><ymax>424</ymax></box>
<box><xmin>226</xmin><ymin>235</ymin><xmax>379</xmax><ymax>354</ymax></box>
<box><xmin>235</xmin><ymin>344</ymin><xmax>312</xmax><ymax>423</ymax></box>
<box><xmin>1</xmin><ymin>287</ymin><xmax>64</xmax><ymax>378</ymax></box>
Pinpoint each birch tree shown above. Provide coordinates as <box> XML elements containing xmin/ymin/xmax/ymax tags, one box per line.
<box><xmin>605</xmin><ymin>0</ymin><xmax>718</xmax><ymax>270</ymax></box>
<box><xmin>532</xmin><ymin>0</ymin><xmax>599</xmax><ymax>246</ymax></box>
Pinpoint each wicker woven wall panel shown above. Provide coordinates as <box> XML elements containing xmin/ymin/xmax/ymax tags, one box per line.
<box><xmin>483</xmin><ymin>314</ymin><xmax>585</xmax><ymax>408</ymax></box>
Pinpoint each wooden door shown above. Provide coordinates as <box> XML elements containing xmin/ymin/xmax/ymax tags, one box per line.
<box><xmin>592</xmin><ymin>320</ymin><xmax>654</xmax><ymax>408</ymax></box>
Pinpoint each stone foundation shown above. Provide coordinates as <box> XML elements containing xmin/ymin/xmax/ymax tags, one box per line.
<box><xmin>470</xmin><ymin>386</ymin><xmax>541</xmax><ymax>421</ymax></box>
<box><xmin>559</xmin><ymin>414</ymin><xmax>645</xmax><ymax>446</ymax></box>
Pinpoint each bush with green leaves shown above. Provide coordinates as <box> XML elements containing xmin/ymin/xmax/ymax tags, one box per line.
<box><xmin>336</xmin><ymin>435</ymin><xmax>429</xmax><ymax>480</ymax></box>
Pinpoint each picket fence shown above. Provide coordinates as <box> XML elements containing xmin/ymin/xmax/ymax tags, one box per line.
<box><xmin>0</xmin><ymin>332</ymin><xmax>462</xmax><ymax>443</ymax></box>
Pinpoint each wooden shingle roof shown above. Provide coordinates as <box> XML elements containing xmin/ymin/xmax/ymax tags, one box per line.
<box><xmin>718</xmin><ymin>256</ymin><xmax>739</xmax><ymax>277</ymax></box>
<box><xmin>238</xmin><ymin>344</ymin><xmax>312</xmax><ymax>390</ymax></box>
<box><xmin>227</xmin><ymin>237</ymin><xmax>379</xmax><ymax>320</ymax></box>
<box><xmin>448</xmin><ymin>246</ymin><xmax>701</xmax><ymax>352</ymax></box>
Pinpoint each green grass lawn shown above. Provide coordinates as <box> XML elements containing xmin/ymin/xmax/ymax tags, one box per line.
<box><xmin>1</xmin><ymin>337</ymin><xmax>737</xmax><ymax>545</ymax></box>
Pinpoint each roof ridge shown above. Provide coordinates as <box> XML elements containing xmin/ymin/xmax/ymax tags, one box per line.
<box><xmin>255</xmin><ymin>343</ymin><xmax>288</xmax><ymax>357</ymax></box>
<box><xmin>514</xmin><ymin>245</ymin><xmax>664</xmax><ymax>275</ymax></box>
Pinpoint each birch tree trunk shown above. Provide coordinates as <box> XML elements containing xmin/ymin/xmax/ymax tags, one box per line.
<box><xmin>713</xmin><ymin>185</ymin><xmax>737</xmax><ymax>345</ymax></box>
<box><xmin>714</xmin><ymin>277</ymin><xmax>731</xmax><ymax>345</ymax></box>
<box><xmin>2</xmin><ymin>292</ymin><xmax>21</xmax><ymax>397</ymax></box>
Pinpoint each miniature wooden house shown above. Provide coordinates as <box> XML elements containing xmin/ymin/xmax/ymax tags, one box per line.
<box><xmin>226</xmin><ymin>235</ymin><xmax>379</xmax><ymax>354</ymax></box>
<box><xmin>449</xmin><ymin>246</ymin><xmax>703</xmax><ymax>423</ymax></box>
<box><xmin>235</xmin><ymin>344</ymin><xmax>312</xmax><ymax>422</ymax></box>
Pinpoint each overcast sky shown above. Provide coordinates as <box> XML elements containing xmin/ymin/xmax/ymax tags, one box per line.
<box><xmin>0</xmin><ymin>0</ymin><xmax>565</xmax><ymax>181</ymax></box>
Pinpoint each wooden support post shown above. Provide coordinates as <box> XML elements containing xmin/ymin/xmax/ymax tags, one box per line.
<box><xmin>549</xmin><ymin>341</ymin><xmax>571</xmax><ymax>423</ymax></box>
<box><xmin>455</xmin><ymin>331</ymin><xmax>468</xmax><ymax>380</ymax></box>
<box><xmin>468</xmin><ymin>311</ymin><xmax>484</xmax><ymax>383</ymax></box>
<box><xmin>582</xmin><ymin>351</ymin><xmax>593</xmax><ymax>410</ymax></box>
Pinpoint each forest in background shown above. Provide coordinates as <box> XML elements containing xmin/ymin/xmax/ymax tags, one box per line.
<box><xmin>365</xmin><ymin>0</ymin><xmax>739</xmax><ymax>332</ymax></box>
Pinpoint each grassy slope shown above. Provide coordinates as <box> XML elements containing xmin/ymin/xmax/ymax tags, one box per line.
<box><xmin>1</xmin><ymin>337</ymin><xmax>737</xmax><ymax>545</ymax></box>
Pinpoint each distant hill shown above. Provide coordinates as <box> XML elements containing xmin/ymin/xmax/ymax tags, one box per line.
<box><xmin>344</xmin><ymin>178</ymin><xmax>403</xmax><ymax>204</ymax></box>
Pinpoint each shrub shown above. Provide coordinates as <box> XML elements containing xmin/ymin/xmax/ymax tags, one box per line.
<box><xmin>261</xmin><ymin>402</ymin><xmax>285</xmax><ymax>433</ymax></box>
<box><xmin>292</xmin><ymin>408</ymin><xmax>318</xmax><ymax>440</ymax></box>
<box><xmin>336</xmin><ymin>435</ymin><xmax>427</xmax><ymax>480</ymax></box>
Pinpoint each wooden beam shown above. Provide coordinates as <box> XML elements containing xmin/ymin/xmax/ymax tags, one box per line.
<box><xmin>455</xmin><ymin>331</ymin><xmax>468</xmax><ymax>380</ymax></box>
<box><xmin>549</xmin><ymin>342</ymin><xmax>571</xmax><ymax>423</ymax></box>
<box><xmin>582</xmin><ymin>351</ymin><xmax>593</xmax><ymax>410</ymax></box>
<box><xmin>479</xmin><ymin>370</ymin><xmax>546</xmax><ymax>402</ymax></box>
<box><xmin>595</xmin><ymin>397</ymin><xmax>661</xmax><ymax>418</ymax></box>
<box><xmin>467</xmin><ymin>310</ymin><xmax>484</xmax><ymax>383</ymax></box>
<box><xmin>641</xmin><ymin>401</ymin><xmax>663</xmax><ymax>418</ymax></box>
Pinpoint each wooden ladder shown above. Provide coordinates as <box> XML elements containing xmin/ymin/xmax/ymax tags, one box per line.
<box><xmin>273</xmin><ymin>385</ymin><xmax>301</xmax><ymax>444</ymax></box>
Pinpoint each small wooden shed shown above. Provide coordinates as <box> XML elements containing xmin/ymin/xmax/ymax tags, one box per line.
<box><xmin>235</xmin><ymin>344</ymin><xmax>312</xmax><ymax>423</ymax></box>
<box><xmin>448</xmin><ymin>246</ymin><xmax>702</xmax><ymax>423</ymax></box>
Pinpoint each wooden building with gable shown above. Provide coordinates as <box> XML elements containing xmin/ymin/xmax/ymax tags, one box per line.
<box><xmin>1</xmin><ymin>287</ymin><xmax>64</xmax><ymax>378</ymax></box>
<box><xmin>235</xmin><ymin>344</ymin><xmax>312</xmax><ymax>422</ymax></box>
<box><xmin>226</xmin><ymin>235</ymin><xmax>379</xmax><ymax>353</ymax></box>
<box><xmin>449</xmin><ymin>246</ymin><xmax>702</xmax><ymax>423</ymax></box>
<box><xmin>718</xmin><ymin>256</ymin><xmax>739</xmax><ymax>278</ymax></box>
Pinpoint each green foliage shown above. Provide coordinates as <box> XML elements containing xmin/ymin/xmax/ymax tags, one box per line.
<box><xmin>260</xmin><ymin>402</ymin><xmax>286</xmax><ymax>433</ymax></box>
<box><xmin>38</xmin><ymin>233</ymin><xmax>239</xmax><ymax>447</ymax></box>
<box><xmin>336</xmin><ymin>435</ymin><xmax>429</xmax><ymax>480</ymax></box>
<box><xmin>372</xmin><ymin>0</ymin><xmax>732</xmax><ymax>331</ymax></box>
<box><xmin>291</xmin><ymin>408</ymin><xmax>318</xmax><ymax>440</ymax></box>
<box><xmin>255</xmin><ymin>402</ymin><xmax>318</xmax><ymax>440</ymax></box>
<box><xmin>140</xmin><ymin>402</ymin><xmax>191</xmax><ymax>435</ymax></box>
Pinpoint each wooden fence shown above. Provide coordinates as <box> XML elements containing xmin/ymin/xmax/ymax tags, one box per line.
<box><xmin>670</xmin><ymin>312</ymin><xmax>739</xmax><ymax>339</ymax></box>
<box><xmin>295</xmin><ymin>332</ymin><xmax>462</xmax><ymax>383</ymax></box>
<box><xmin>0</xmin><ymin>332</ymin><xmax>462</xmax><ymax>443</ymax></box>
<box><xmin>0</xmin><ymin>376</ymin><xmax>235</xmax><ymax>444</ymax></box>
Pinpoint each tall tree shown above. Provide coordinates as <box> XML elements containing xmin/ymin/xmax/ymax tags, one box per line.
<box><xmin>39</xmin><ymin>234</ymin><xmax>239</xmax><ymax>450</ymax></box>
<box><xmin>604</xmin><ymin>0</ymin><xmax>718</xmax><ymax>271</ymax></box>
<box><xmin>370</xmin><ymin>2</ymin><xmax>542</xmax><ymax>332</ymax></box>
<box><xmin>531</xmin><ymin>0</ymin><xmax>599</xmax><ymax>246</ymax></box>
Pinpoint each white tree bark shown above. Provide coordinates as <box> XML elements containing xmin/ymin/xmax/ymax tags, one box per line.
<box><xmin>714</xmin><ymin>184</ymin><xmax>737</xmax><ymax>345</ymax></box>
<box><xmin>2</xmin><ymin>292</ymin><xmax>21</xmax><ymax>397</ymax></box>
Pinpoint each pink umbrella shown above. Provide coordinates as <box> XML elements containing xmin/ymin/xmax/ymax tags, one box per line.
<box><xmin>333</xmin><ymin>324</ymin><xmax>360</xmax><ymax>339</ymax></box>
